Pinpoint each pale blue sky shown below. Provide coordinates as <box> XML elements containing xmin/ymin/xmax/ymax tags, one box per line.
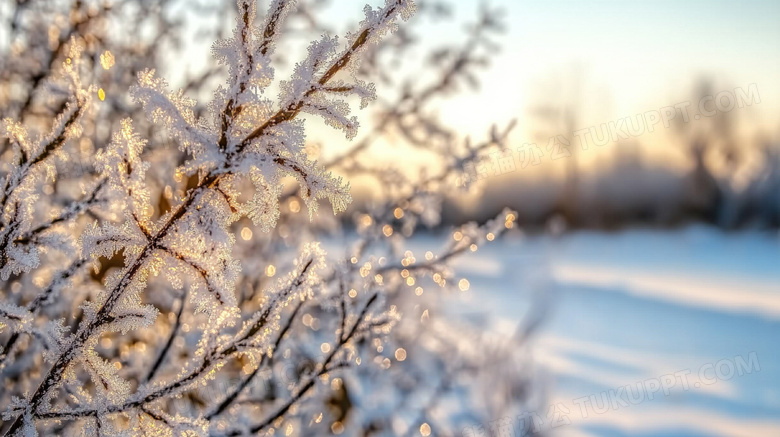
<box><xmin>429</xmin><ymin>0</ymin><xmax>779</xmax><ymax>130</ymax></box>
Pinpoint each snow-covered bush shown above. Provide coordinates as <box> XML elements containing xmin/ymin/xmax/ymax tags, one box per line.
<box><xmin>0</xmin><ymin>1</ymin><xmax>538</xmax><ymax>436</ymax></box>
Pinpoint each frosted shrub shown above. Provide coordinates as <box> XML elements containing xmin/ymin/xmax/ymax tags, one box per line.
<box><xmin>0</xmin><ymin>1</ymin><xmax>537</xmax><ymax>436</ymax></box>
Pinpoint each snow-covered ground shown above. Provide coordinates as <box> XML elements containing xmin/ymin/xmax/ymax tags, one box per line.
<box><xmin>443</xmin><ymin>226</ymin><xmax>780</xmax><ymax>437</ymax></box>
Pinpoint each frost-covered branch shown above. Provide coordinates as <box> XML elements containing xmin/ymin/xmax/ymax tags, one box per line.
<box><xmin>4</xmin><ymin>1</ymin><xmax>417</xmax><ymax>433</ymax></box>
<box><xmin>0</xmin><ymin>258</ymin><xmax>85</xmax><ymax>370</ymax></box>
<box><xmin>0</xmin><ymin>41</ymin><xmax>94</xmax><ymax>279</ymax></box>
<box><xmin>230</xmin><ymin>292</ymin><xmax>385</xmax><ymax>436</ymax></box>
<box><xmin>0</xmin><ymin>1</ymin><xmax>542</xmax><ymax>436</ymax></box>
